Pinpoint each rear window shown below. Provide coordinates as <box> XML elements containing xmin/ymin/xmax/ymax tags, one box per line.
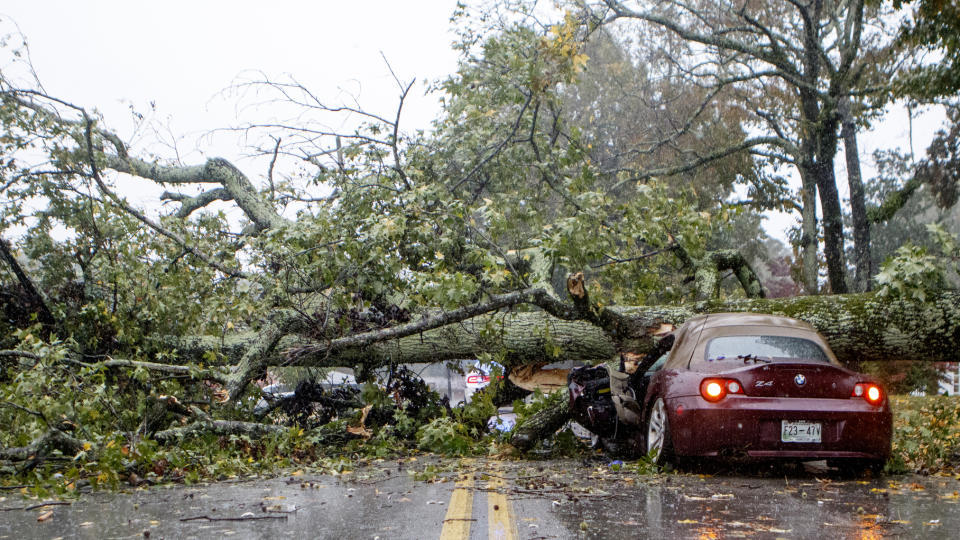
<box><xmin>703</xmin><ymin>335</ymin><xmax>830</xmax><ymax>364</ymax></box>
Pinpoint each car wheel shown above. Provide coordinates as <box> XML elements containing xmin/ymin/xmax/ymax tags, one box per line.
<box><xmin>646</xmin><ymin>397</ymin><xmax>674</xmax><ymax>465</ymax></box>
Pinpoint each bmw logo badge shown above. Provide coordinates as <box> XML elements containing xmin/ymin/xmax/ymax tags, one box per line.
<box><xmin>794</xmin><ymin>374</ymin><xmax>807</xmax><ymax>386</ymax></box>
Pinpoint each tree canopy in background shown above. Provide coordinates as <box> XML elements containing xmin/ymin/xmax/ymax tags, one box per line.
<box><xmin>893</xmin><ymin>0</ymin><xmax>960</xmax><ymax>100</ymax></box>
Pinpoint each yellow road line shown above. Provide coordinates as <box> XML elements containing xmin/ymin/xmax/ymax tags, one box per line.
<box><xmin>487</xmin><ymin>466</ymin><xmax>517</xmax><ymax>540</ymax></box>
<box><xmin>439</xmin><ymin>472</ymin><xmax>475</xmax><ymax>540</ymax></box>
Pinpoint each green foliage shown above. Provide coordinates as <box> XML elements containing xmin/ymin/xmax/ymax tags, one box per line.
<box><xmin>547</xmin><ymin>426</ymin><xmax>586</xmax><ymax>456</ymax></box>
<box><xmin>625</xmin><ymin>451</ymin><xmax>665</xmax><ymax>475</ymax></box>
<box><xmin>387</xmin><ymin>409</ymin><xmax>421</xmax><ymax>441</ymax></box>
<box><xmin>416</xmin><ymin>417</ymin><xmax>476</xmax><ymax>456</ymax></box>
<box><xmin>0</xmin><ymin>339</ymin><xmax>384</xmax><ymax>491</ymax></box>
<box><xmin>453</xmin><ymin>384</ymin><xmax>498</xmax><ymax>434</ymax></box>
<box><xmin>893</xmin><ymin>0</ymin><xmax>960</xmax><ymax>100</ymax></box>
<box><xmin>512</xmin><ymin>389</ymin><xmax>565</xmax><ymax>423</ymax></box>
<box><xmin>0</xmin><ymin>0</ymin><xmax>777</xmax><ymax>370</ymax></box>
<box><xmin>874</xmin><ymin>244</ymin><xmax>946</xmax><ymax>300</ymax></box>
<box><xmin>9</xmin><ymin>0</ymin><xmax>945</xmax><ymax>489</ymax></box>
<box><xmin>874</xmin><ymin>224</ymin><xmax>959</xmax><ymax>300</ymax></box>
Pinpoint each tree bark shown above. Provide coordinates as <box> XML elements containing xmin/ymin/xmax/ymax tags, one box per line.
<box><xmin>153</xmin><ymin>420</ymin><xmax>286</xmax><ymax>443</ymax></box>
<box><xmin>690</xmin><ymin>250</ymin><xmax>766</xmax><ymax>300</ymax></box>
<box><xmin>799</xmin><ymin>176</ymin><xmax>820</xmax><ymax>294</ymax></box>
<box><xmin>840</xmin><ymin>110</ymin><xmax>873</xmax><ymax>292</ymax></box>
<box><xmin>510</xmin><ymin>395</ymin><xmax>571</xmax><ymax>451</ymax></box>
<box><xmin>105</xmin><ymin>156</ymin><xmax>288</xmax><ymax>233</ymax></box>
<box><xmin>802</xmin><ymin>91</ymin><xmax>847</xmax><ymax>295</ymax></box>
<box><xmin>841</xmin><ymin>100</ymin><xmax>872</xmax><ymax>292</ymax></box>
<box><xmin>0</xmin><ymin>428</ymin><xmax>84</xmax><ymax>462</ymax></box>
<box><xmin>226</xmin><ymin>310</ymin><xmax>308</xmax><ymax>400</ymax></box>
<box><xmin>169</xmin><ymin>290</ymin><xmax>960</xmax><ymax>373</ymax></box>
<box><xmin>815</xmin><ymin>158</ymin><xmax>849</xmax><ymax>294</ymax></box>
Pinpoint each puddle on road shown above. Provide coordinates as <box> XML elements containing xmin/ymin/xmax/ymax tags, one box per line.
<box><xmin>547</xmin><ymin>470</ymin><xmax>960</xmax><ymax>539</ymax></box>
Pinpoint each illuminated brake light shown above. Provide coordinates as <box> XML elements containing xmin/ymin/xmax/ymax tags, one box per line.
<box><xmin>701</xmin><ymin>378</ymin><xmax>743</xmax><ymax>402</ymax></box>
<box><xmin>853</xmin><ymin>383</ymin><xmax>883</xmax><ymax>405</ymax></box>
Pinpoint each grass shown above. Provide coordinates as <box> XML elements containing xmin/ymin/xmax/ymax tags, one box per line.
<box><xmin>888</xmin><ymin>395</ymin><xmax>960</xmax><ymax>474</ymax></box>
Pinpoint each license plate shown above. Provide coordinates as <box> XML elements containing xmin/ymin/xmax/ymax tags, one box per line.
<box><xmin>781</xmin><ymin>420</ymin><xmax>821</xmax><ymax>443</ymax></box>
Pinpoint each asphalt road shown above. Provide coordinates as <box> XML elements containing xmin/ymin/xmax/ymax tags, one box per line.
<box><xmin>2</xmin><ymin>459</ymin><xmax>959</xmax><ymax>539</ymax></box>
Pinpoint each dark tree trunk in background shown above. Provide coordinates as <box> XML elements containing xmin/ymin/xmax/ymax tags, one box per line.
<box><xmin>841</xmin><ymin>100</ymin><xmax>872</xmax><ymax>292</ymax></box>
<box><xmin>799</xmin><ymin>88</ymin><xmax>847</xmax><ymax>294</ymax></box>
<box><xmin>799</xmin><ymin>178</ymin><xmax>820</xmax><ymax>295</ymax></box>
<box><xmin>815</xmin><ymin>158</ymin><xmax>849</xmax><ymax>294</ymax></box>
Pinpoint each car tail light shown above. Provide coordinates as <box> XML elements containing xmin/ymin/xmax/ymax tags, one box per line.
<box><xmin>853</xmin><ymin>383</ymin><xmax>883</xmax><ymax>405</ymax></box>
<box><xmin>700</xmin><ymin>378</ymin><xmax>744</xmax><ymax>402</ymax></box>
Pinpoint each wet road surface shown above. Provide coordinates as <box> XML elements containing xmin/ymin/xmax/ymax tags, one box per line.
<box><xmin>2</xmin><ymin>459</ymin><xmax>959</xmax><ymax>539</ymax></box>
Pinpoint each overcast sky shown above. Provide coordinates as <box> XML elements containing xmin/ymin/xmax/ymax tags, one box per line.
<box><xmin>1</xmin><ymin>1</ymin><xmax>460</xmax><ymax>162</ymax></box>
<box><xmin>0</xmin><ymin>1</ymin><xmax>946</xmax><ymax>239</ymax></box>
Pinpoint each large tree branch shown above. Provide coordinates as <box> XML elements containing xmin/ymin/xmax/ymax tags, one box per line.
<box><xmin>0</xmin><ymin>350</ymin><xmax>230</xmax><ymax>385</ymax></box>
<box><xmin>611</xmin><ymin>136</ymin><xmax>789</xmax><ymax>187</ymax></box>
<box><xmin>696</xmin><ymin>250</ymin><xmax>767</xmax><ymax>300</ymax></box>
<box><xmin>0</xmin><ymin>428</ymin><xmax>84</xmax><ymax>462</ymax></box>
<box><xmin>105</xmin><ymin>155</ymin><xmax>288</xmax><ymax>232</ymax></box>
<box><xmin>153</xmin><ymin>420</ymin><xmax>285</xmax><ymax>443</ymax></box>
<box><xmin>3</xmin><ymin>88</ymin><xmax>287</xmax><ymax>233</ymax></box>
<box><xmin>161</xmin><ymin>187</ymin><xmax>231</xmax><ymax>219</ymax></box>
<box><xmin>81</xmin><ymin>119</ymin><xmax>251</xmax><ymax>279</ymax></box>
<box><xmin>284</xmin><ymin>288</ymin><xmax>562</xmax><ymax>360</ymax></box>
<box><xmin>225</xmin><ymin>309</ymin><xmax>313</xmax><ymax>400</ymax></box>
<box><xmin>284</xmin><ymin>283</ymin><xmax>634</xmax><ymax>361</ymax></box>
<box><xmin>836</xmin><ymin>0</ymin><xmax>866</xmax><ymax>86</ymax></box>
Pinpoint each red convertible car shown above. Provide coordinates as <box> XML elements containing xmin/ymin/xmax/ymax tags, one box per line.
<box><xmin>569</xmin><ymin>313</ymin><xmax>892</xmax><ymax>472</ymax></box>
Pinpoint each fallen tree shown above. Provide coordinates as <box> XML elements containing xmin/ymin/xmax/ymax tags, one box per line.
<box><xmin>162</xmin><ymin>288</ymin><xmax>960</xmax><ymax>381</ymax></box>
<box><xmin>1</xmin><ymin>25</ymin><xmax>959</xmax><ymax>475</ymax></box>
<box><xmin>4</xmin><ymin>59</ymin><xmax>957</xmax><ymax>402</ymax></box>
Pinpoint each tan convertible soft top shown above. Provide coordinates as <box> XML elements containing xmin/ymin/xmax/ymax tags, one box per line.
<box><xmin>664</xmin><ymin>313</ymin><xmax>840</xmax><ymax>370</ymax></box>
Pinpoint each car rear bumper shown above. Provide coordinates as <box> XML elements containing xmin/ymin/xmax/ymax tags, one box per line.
<box><xmin>665</xmin><ymin>395</ymin><xmax>892</xmax><ymax>461</ymax></box>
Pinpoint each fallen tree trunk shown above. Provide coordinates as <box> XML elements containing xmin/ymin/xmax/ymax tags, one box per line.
<box><xmin>168</xmin><ymin>290</ymin><xmax>960</xmax><ymax>373</ymax></box>
<box><xmin>0</xmin><ymin>428</ymin><xmax>84</xmax><ymax>462</ymax></box>
<box><xmin>510</xmin><ymin>395</ymin><xmax>571</xmax><ymax>451</ymax></box>
<box><xmin>153</xmin><ymin>420</ymin><xmax>286</xmax><ymax>443</ymax></box>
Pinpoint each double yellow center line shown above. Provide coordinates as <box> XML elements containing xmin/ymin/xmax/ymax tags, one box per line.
<box><xmin>486</xmin><ymin>470</ymin><xmax>517</xmax><ymax>540</ymax></box>
<box><xmin>439</xmin><ymin>462</ymin><xmax>517</xmax><ymax>540</ymax></box>
<box><xmin>439</xmin><ymin>473</ymin><xmax>475</xmax><ymax>539</ymax></box>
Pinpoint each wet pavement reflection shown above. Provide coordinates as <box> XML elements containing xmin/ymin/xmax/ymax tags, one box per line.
<box><xmin>1</xmin><ymin>459</ymin><xmax>959</xmax><ymax>539</ymax></box>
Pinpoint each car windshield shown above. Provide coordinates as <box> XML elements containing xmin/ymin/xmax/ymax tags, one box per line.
<box><xmin>703</xmin><ymin>335</ymin><xmax>830</xmax><ymax>364</ymax></box>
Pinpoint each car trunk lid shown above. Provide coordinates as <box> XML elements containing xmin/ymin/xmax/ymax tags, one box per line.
<box><xmin>724</xmin><ymin>363</ymin><xmax>856</xmax><ymax>399</ymax></box>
